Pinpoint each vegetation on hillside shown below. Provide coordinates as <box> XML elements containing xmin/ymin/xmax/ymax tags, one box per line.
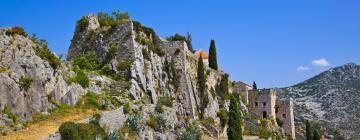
<box><xmin>5</xmin><ymin>27</ymin><xmax>28</xmax><ymax>37</ymax></box>
<box><xmin>197</xmin><ymin>57</ymin><xmax>208</xmax><ymax>119</ymax></box>
<box><xmin>227</xmin><ymin>94</ymin><xmax>243</xmax><ymax>140</ymax></box>
<box><xmin>208</xmin><ymin>39</ymin><xmax>218</xmax><ymax>70</ymax></box>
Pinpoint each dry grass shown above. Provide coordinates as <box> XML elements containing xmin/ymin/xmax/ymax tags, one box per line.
<box><xmin>0</xmin><ymin>108</ymin><xmax>99</xmax><ymax>140</ymax></box>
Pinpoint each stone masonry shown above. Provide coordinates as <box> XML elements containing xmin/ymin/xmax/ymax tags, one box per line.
<box><xmin>234</xmin><ymin>83</ymin><xmax>296</xmax><ymax>139</ymax></box>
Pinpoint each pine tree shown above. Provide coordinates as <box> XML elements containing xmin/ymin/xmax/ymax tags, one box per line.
<box><xmin>197</xmin><ymin>57</ymin><xmax>207</xmax><ymax>119</ymax></box>
<box><xmin>227</xmin><ymin>94</ymin><xmax>243</xmax><ymax>140</ymax></box>
<box><xmin>208</xmin><ymin>39</ymin><xmax>218</xmax><ymax>70</ymax></box>
<box><xmin>252</xmin><ymin>81</ymin><xmax>257</xmax><ymax>90</ymax></box>
<box><xmin>306</xmin><ymin>120</ymin><xmax>312</xmax><ymax>140</ymax></box>
<box><xmin>312</xmin><ymin>130</ymin><xmax>321</xmax><ymax>140</ymax></box>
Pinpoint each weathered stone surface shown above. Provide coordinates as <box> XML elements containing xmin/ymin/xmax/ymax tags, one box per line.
<box><xmin>0</xmin><ymin>28</ymin><xmax>86</xmax><ymax>122</ymax></box>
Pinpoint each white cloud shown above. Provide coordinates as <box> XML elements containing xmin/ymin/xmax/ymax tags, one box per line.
<box><xmin>312</xmin><ymin>58</ymin><xmax>330</xmax><ymax>67</ymax></box>
<box><xmin>296</xmin><ymin>66</ymin><xmax>310</xmax><ymax>71</ymax></box>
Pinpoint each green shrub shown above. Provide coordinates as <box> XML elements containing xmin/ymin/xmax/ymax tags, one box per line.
<box><xmin>59</xmin><ymin>120</ymin><xmax>106</xmax><ymax>140</ymax></box>
<box><xmin>147</xmin><ymin>112</ymin><xmax>167</xmax><ymax>131</ymax></box>
<box><xmin>157</xmin><ymin>96</ymin><xmax>173</xmax><ymax>108</ymax></box>
<box><xmin>73</xmin><ymin>52</ymin><xmax>100</xmax><ymax>70</ymax></box>
<box><xmin>100</xmin><ymin>65</ymin><xmax>114</xmax><ymax>76</ymax></box>
<box><xmin>74</xmin><ymin>70</ymin><xmax>89</xmax><ymax>88</ymax></box>
<box><xmin>177</xmin><ymin>125</ymin><xmax>202</xmax><ymax>140</ymax></box>
<box><xmin>97</xmin><ymin>10</ymin><xmax>129</xmax><ymax>28</ymax></box>
<box><xmin>126</xmin><ymin>114</ymin><xmax>140</xmax><ymax>133</ymax></box>
<box><xmin>34</xmin><ymin>46</ymin><xmax>62</xmax><ymax>70</ymax></box>
<box><xmin>19</xmin><ymin>76</ymin><xmax>33</xmax><ymax>91</ymax></box>
<box><xmin>59</xmin><ymin>122</ymin><xmax>81</xmax><ymax>140</ymax></box>
<box><xmin>3</xmin><ymin>105</ymin><xmax>17</xmax><ymax>123</ymax></box>
<box><xmin>149</xmin><ymin>45</ymin><xmax>165</xmax><ymax>57</ymax></box>
<box><xmin>5</xmin><ymin>27</ymin><xmax>28</xmax><ymax>37</ymax></box>
<box><xmin>123</xmin><ymin>102</ymin><xmax>131</xmax><ymax>114</ymax></box>
<box><xmin>116</xmin><ymin>60</ymin><xmax>132</xmax><ymax>71</ymax></box>
<box><xmin>78</xmin><ymin>16</ymin><xmax>89</xmax><ymax>32</ymax></box>
<box><xmin>217</xmin><ymin>109</ymin><xmax>229</xmax><ymax>129</ymax></box>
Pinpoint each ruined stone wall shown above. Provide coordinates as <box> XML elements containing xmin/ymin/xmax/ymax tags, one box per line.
<box><xmin>233</xmin><ymin>81</ymin><xmax>251</xmax><ymax>104</ymax></box>
<box><xmin>248</xmin><ymin>89</ymin><xmax>277</xmax><ymax>120</ymax></box>
<box><xmin>276</xmin><ymin>99</ymin><xmax>295</xmax><ymax>139</ymax></box>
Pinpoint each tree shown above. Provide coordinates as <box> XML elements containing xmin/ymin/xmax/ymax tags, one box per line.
<box><xmin>312</xmin><ymin>130</ymin><xmax>321</xmax><ymax>140</ymax></box>
<box><xmin>208</xmin><ymin>39</ymin><xmax>218</xmax><ymax>70</ymax></box>
<box><xmin>306</xmin><ymin>120</ymin><xmax>312</xmax><ymax>140</ymax></box>
<box><xmin>227</xmin><ymin>94</ymin><xmax>243</xmax><ymax>140</ymax></box>
<box><xmin>197</xmin><ymin>57</ymin><xmax>208</xmax><ymax>119</ymax></box>
<box><xmin>186</xmin><ymin>32</ymin><xmax>194</xmax><ymax>53</ymax></box>
<box><xmin>252</xmin><ymin>81</ymin><xmax>257</xmax><ymax>90</ymax></box>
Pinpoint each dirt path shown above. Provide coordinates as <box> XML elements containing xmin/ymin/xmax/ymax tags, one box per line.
<box><xmin>0</xmin><ymin>109</ymin><xmax>99</xmax><ymax>140</ymax></box>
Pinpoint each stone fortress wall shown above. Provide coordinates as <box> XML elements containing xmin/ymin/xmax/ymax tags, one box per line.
<box><xmin>234</xmin><ymin>84</ymin><xmax>296</xmax><ymax>139</ymax></box>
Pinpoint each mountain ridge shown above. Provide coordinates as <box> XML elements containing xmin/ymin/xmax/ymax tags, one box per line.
<box><xmin>278</xmin><ymin>62</ymin><xmax>360</xmax><ymax>139</ymax></box>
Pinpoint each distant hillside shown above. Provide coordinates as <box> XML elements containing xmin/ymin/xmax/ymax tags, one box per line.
<box><xmin>278</xmin><ymin>63</ymin><xmax>360</xmax><ymax>139</ymax></box>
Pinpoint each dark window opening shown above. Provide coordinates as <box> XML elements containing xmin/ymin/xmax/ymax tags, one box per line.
<box><xmin>275</xmin><ymin>105</ymin><xmax>279</xmax><ymax>114</ymax></box>
<box><xmin>282</xmin><ymin>114</ymin><xmax>286</xmax><ymax>118</ymax></box>
<box><xmin>263</xmin><ymin>102</ymin><xmax>266</xmax><ymax>106</ymax></box>
<box><xmin>255</xmin><ymin>102</ymin><xmax>258</xmax><ymax>106</ymax></box>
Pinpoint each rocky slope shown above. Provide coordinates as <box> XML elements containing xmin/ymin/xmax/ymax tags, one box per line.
<box><xmin>66</xmin><ymin>14</ymin><xmax>231</xmax><ymax>139</ymax></box>
<box><xmin>0</xmin><ymin>28</ymin><xmax>85</xmax><ymax>124</ymax></box>
<box><xmin>278</xmin><ymin>63</ymin><xmax>360</xmax><ymax>139</ymax></box>
<box><xmin>0</xmin><ymin>13</ymin><xmax>241</xmax><ymax>139</ymax></box>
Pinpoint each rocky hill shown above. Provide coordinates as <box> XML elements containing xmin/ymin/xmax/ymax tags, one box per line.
<box><xmin>278</xmin><ymin>63</ymin><xmax>360</xmax><ymax>139</ymax></box>
<box><xmin>0</xmin><ymin>13</ymin><xmax>241</xmax><ymax>139</ymax></box>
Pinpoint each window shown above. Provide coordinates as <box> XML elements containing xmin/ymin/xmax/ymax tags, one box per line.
<box><xmin>263</xmin><ymin>102</ymin><xmax>266</xmax><ymax>106</ymax></box>
<box><xmin>282</xmin><ymin>114</ymin><xmax>286</xmax><ymax>118</ymax></box>
<box><xmin>255</xmin><ymin>102</ymin><xmax>258</xmax><ymax>106</ymax></box>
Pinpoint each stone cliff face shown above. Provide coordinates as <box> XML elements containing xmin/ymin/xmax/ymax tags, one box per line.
<box><xmin>67</xmin><ymin>15</ymin><xmax>231</xmax><ymax>138</ymax></box>
<box><xmin>0</xmin><ymin>28</ymin><xmax>86</xmax><ymax>124</ymax></box>
<box><xmin>0</xmin><ymin>14</ymin><xmax>240</xmax><ymax>139</ymax></box>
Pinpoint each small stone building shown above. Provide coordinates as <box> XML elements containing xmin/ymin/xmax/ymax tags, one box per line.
<box><xmin>232</xmin><ymin>81</ymin><xmax>252</xmax><ymax>104</ymax></box>
<box><xmin>233</xmin><ymin>82</ymin><xmax>296</xmax><ymax>139</ymax></box>
<box><xmin>248</xmin><ymin>89</ymin><xmax>295</xmax><ymax>139</ymax></box>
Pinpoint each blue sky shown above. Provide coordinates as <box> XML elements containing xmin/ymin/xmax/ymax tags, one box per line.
<box><xmin>1</xmin><ymin>0</ymin><xmax>360</xmax><ymax>88</ymax></box>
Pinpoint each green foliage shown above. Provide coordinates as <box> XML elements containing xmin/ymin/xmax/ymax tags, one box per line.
<box><xmin>158</xmin><ymin>96</ymin><xmax>173</xmax><ymax>108</ymax></box>
<box><xmin>5</xmin><ymin>27</ymin><xmax>28</xmax><ymax>37</ymax></box>
<box><xmin>116</xmin><ymin>59</ymin><xmax>132</xmax><ymax>71</ymax></box>
<box><xmin>77</xmin><ymin>16</ymin><xmax>89</xmax><ymax>32</ymax></box>
<box><xmin>197</xmin><ymin>57</ymin><xmax>208</xmax><ymax>119</ymax></box>
<box><xmin>33</xmin><ymin>43</ymin><xmax>62</xmax><ymax>70</ymax></box>
<box><xmin>149</xmin><ymin>45</ymin><xmax>165</xmax><ymax>57</ymax></box>
<box><xmin>253</xmin><ymin>81</ymin><xmax>257</xmax><ymax>90</ymax></box>
<box><xmin>259</xmin><ymin>126</ymin><xmax>272</xmax><ymax>139</ymax></box>
<box><xmin>217</xmin><ymin>74</ymin><xmax>230</xmax><ymax>100</ymax></box>
<box><xmin>100</xmin><ymin>65</ymin><xmax>115</xmax><ymax>76</ymax></box>
<box><xmin>73</xmin><ymin>52</ymin><xmax>100</xmax><ymax>70</ymax></box>
<box><xmin>312</xmin><ymin>130</ymin><xmax>320</xmax><ymax>140</ymax></box>
<box><xmin>177</xmin><ymin>125</ymin><xmax>202</xmax><ymax>140</ymax></box>
<box><xmin>3</xmin><ymin>105</ymin><xmax>17</xmax><ymax>123</ymax></box>
<box><xmin>306</xmin><ymin>120</ymin><xmax>312</xmax><ymax>140</ymax></box>
<box><xmin>73</xmin><ymin>70</ymin><xmax>89</xmax><ymax>88</ymax></box>
<box><xmin>19</xmin><ymin>76</ymin><xmax>33</xmax><ymax>91</ymax></box>
<box><xmin>97</xmin><ymin>10</ymin><xmax>129</xmax><ymax>28</ymax></box>
<box><xmin>59</xmin><ymin>117</ymin><xmax>106</xmax><ymax>140</ymax></box>
<box><xmin>147</xmin><ymin>112</ymin><xmax>167</xmax><ymax>131</ymax></box>
<box><xmin>133</xmin><ymin>21</ymin><xmax>158</xmax><ymax>45</ymax></box>
<box><xmin>123</xmin><ymin>102</ymin><xmax>131</xmax><ymax>114</ymax></box>
<box><xmin>208</xmin><ymin>39</ymin><xmax>218</xmax><ymax>70</ymax></box>
<box><xmin>126</xmin><ymin>114</ymin><xmax>140</xmax><ymax>133</ymax></box>
<box><xmin>217</xmin><ymin>109</ymin><xmax>229</xmax><ymax>129</ymax></box>
<box><xmin>227</xmin><ymin>94</ymin><xmax>243</xmax><ymax>140</ymax></box>
<box><xmin>142</xmin><ymin>48</ymin><xmax>151</xmax><ymax>60</ymax></box>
